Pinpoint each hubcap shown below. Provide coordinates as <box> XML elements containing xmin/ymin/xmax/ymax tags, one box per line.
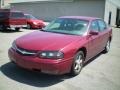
<box><xmin>74</xmin><ymin>55</ymin><xmax>83</xmax><ymax>71</ymax></box>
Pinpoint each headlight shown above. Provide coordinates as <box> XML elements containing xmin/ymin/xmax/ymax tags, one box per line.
<box><xmin>12</xmin><ymin>41</ymin><xmax>17</xmax><ymax>50</ymax></box>
<box><xmin>38</xmin><ymin>51</ymin><xmax>64</xmax><ymax>59</ymax></box>
<box><xmin>33</xmin><ymin>22</ymin><xmax>38</xmax><ymax>25</ymax></box>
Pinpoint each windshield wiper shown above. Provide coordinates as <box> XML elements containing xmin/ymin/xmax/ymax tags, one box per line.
<box><xmin>40</xmin><ymin>30</ymin><xmax>80</xmax><ymax>35</ymax></box>
<box><xmin>46</xmin><ymin>31</ymin><xmax>75</xmax><ymax>35</ymax></box>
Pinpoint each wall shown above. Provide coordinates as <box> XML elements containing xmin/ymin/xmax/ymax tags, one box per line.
<box><xmin>11</xmin><ymin>0</ymin><xmax>105</xmax><ymax>21</ymax></box>
<box><xmin>108</xmin><ymin>0</ymin><xmax>120</xmax><ymax>8</ymax></box>
<box><xmin>0</xmin><ymin>0</ymin><xmax>11</xmax><ymax>8</ymax></box>
<box><xmin>104</xmin><ymin>0</ymin><xmax>120</xmax><ymax>26</ymax></box>
<box><xmin>0</xmin><ymin>0</ymin><xmax>1</xmax><ymax>8</ymax></box>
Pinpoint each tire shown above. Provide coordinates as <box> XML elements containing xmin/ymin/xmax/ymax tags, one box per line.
<box><xmin>0</xmin><ymin>25</ymin><xmax>6</xmax><ymax>31</ymax></box>
<box><xmin>15</xmin><ymin>28</ymin><xmax>20</xmax><ymax>31</ymax></box>
<box><xmin>70</xmin><ymin>51</ymin><xmax>85</xmax><ymax>76</ymax></box>
<box><xmin>116</xmin><ymin>25</ymin><xmax>119</xmax><ymax>28</ymax></box>
<box><xmin>0</xmin><ymin>25</ymin><xmax>3</xmax><ymax>31</ymax></box>
<box><xmin>27</xmin><ymin>24</ymin><xmax>31</xmax><ymax>29</ymax></box>
<box><xmin>103</xmin><ymin>40</ymin><xmax>110</xmax><ymax>53</ymax></box>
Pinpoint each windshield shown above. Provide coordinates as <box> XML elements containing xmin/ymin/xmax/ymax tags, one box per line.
<box><xmin>44</xmin><ymin>18</ymin><xmax>89</xmax><ymax>35</ymax></box>
<box><xmin>25</xmin><ymin>15</ymin><xmax>37</xmax><ymax>20</ymax></box>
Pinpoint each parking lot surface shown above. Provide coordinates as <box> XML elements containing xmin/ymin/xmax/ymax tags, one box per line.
<box><xmin>0</xmin><ymin>28</ymin><xmax>120</xmax><ymax>90</ymax></box>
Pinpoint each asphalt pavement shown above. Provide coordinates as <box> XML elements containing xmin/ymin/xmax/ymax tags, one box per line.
<box><xmin>0</xmin><ymin>28</ymin><xmax>120</xmax><ymax>90</ymax></box>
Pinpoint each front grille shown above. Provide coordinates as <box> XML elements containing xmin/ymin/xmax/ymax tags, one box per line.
<box><xmin>16</xmin><ymin>46</ymin><xmax>38</xmax><ymax>56</ymax></box>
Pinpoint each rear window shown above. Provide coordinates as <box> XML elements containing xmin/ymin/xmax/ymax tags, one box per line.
<box><xmin>0</xmin><ymin>12</ymin><xmax>8</xmax><ymax>18</ymax></box>
<box><xmin>10</xmin><ymin>12</ymin><xmax>25</xmax><ymax>19</ymax></box>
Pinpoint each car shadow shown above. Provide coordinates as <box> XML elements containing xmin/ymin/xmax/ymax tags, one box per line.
<box><xmin>0</xmin><ymin>52</ymin><xmax>104</xmax><ymax>87</ymax></box>
<box><xmin>0</xmin><ymin>62</ymin><xmax>73</xmax><ymax>87</ymax></box>
<box><xmin>23</xmin><ymin>27</ymin><xmax>40</xmax><ymax>30</ymax></box>
<box><xmin>84</xmin><ymin>52</ymin><xmax>103</xmax><ymax>67</ymax></box>
<box><xmin>0</xmin><ymin>29</ymin><xmax>22</xmax><ymax>33</ymax></box>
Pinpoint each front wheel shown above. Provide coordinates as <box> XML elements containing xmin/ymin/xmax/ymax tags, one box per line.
<box><xmin>27</xmin><ymin>24</ymin><xmax>31</xmax><ymax>29</ymax></box>
<box><xmin>70</xmin><ymin>51</ymin><xmax>85</xmax><ymax>76</ymax></box>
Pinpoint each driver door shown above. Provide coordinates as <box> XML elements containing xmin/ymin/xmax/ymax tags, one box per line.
<box><xmin>87</xmin><ymin>20</ymin><xmax>101</xmax><ymax>59</ymax></box>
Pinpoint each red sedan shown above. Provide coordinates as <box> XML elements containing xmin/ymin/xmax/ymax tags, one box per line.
<box><xmin>24</xmin><ymin>14</ymin><xmax>45</xmax><ymax>29</ymax></box>
<box><xmin>8</xmin><ymin>16</ymin><xmax>112</xmax><ymax>76</ymax></box>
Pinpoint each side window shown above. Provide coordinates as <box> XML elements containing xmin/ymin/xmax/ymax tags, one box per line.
<box><xmin>98</xmin><ymin>20</ymin><xmax>107</xmax><ymax>31</ymax></box>
<box><xmin>10</xmin><ymin>12</ymin><xmax>24</xmax><ymax>19</ymax></box>
<box><xmin>90</xmin><ymin>21</ymin><xmax>99</xmax><ymax>32</ymax></box>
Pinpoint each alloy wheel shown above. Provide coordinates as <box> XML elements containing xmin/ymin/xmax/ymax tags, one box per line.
<box><xmin>70</xmin><ymin>51</ymin><xmax>84</xmax><ymax>76</ymax></box>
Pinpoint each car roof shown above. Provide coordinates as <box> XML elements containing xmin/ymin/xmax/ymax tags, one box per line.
<box><xmin>59</xmin><ymin>16</ymin><xmax>101</xmax><ymax>21</ymax></box>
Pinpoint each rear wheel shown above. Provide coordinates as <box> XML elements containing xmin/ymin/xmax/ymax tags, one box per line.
<box><xmin>0</xmin><ymin>25</ymin><xmax>3</xmax><ymax>31</ymax></box>
<box><xmin>70</xmin><ymin>51</ymin><xmax>85</xmax><ymax>76</ymax></box>
<box><xmin>15</xmin><ymin>28</ymin><xmax>20</xmax><ymax>31</ymax></box>
<box><xmin>116</xmin><ymin>25</ymin><xmax>119</xmax><ymax>28</ymax></box>
<box><xmin>103</xmin><ymin>40</ymin><xmax>110</xmax><ymax>53</ymax></box>
<box><xmin>0</xmin><ymin>25</ymin><xmax>6</xmax><ymax>31</ymax></box>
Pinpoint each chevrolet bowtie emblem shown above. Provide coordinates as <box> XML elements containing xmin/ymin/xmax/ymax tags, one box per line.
<box><xmin>17</xmin><ymin>48</ymin><xmax>27</xmax><ymax>54</ymax></box>
<box><xmin>16</xmin><ymin>48</ymin><xmax>36</xmax><ymax>55</ymax></box>
<box><xmin>21</xmin><ymin>50</ymin><xmax>27</xmax><ymax>54</ymax></box>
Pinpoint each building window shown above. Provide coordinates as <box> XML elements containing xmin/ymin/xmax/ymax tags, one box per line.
<box><xmin>116</xmin><ymin>8</ymin><xmax>120</xmax><ymax>27</ymax></box>
<box><xmin>108</xmin><ymin>11</ymin><xmax>112</xmax><ymax>25</ymax></box>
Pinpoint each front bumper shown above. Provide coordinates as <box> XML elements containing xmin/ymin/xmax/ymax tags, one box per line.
<box><xmin>31</xmin><ymin>24</ymin><xmax>43</xmax><ymax>29</ymax></box>
<box><xmin>8</xmin><ymin>48</ymin><xmax>72</xmax><ymax>75</ymax></box>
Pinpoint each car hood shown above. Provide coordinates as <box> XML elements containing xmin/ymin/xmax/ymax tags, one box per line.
<box><xmin>16</xmin><ymin>31</ymin><xmax>83</xmax><ymax>51</ymax></box>
<box><xmin>29</xmin><ymin>19</ymin><xmax>43</xmax><ymax>23</ymax></box>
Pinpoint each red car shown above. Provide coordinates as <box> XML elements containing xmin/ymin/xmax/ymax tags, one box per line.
<box><xmin>0</xmin><ymin>9</ymin><xmax>27</xmax><ymax>31</ymax></box>
<box><xmin>24</xmin><ymin>14</ymin><xmax>45</xmax><ymax>29</ymax></box>
<box><xmin>8</xmin><ymin>16</ymin><xmax>112</xmax><ymax>76</ymax></box>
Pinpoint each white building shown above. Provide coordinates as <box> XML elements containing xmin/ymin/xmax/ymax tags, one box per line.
<box><xmin>10</xmin><ymin>0</ymin><xmax>120</xmax><ymax>26</ymax></box>
<box><xmin>0</xmin><ymin>0</ymin><xmax>2</xmax><ymax>8</ymax></box>
<box><xmin>0</xmin><ymin>0</ymin><xmax>11</xmax><ymax>8</ymax></box>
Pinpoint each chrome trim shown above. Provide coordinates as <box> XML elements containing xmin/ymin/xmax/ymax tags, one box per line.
<box><xmin>16</xmin><ymin>47</ymin><xmax>36</xmax><ymax>55</ymax></box>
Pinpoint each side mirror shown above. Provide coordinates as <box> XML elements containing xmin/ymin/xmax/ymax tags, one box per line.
<box><xmin>89</xmin><ymin>30</ymin><xmax>99</xmax><ymax>35</ymax></box>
